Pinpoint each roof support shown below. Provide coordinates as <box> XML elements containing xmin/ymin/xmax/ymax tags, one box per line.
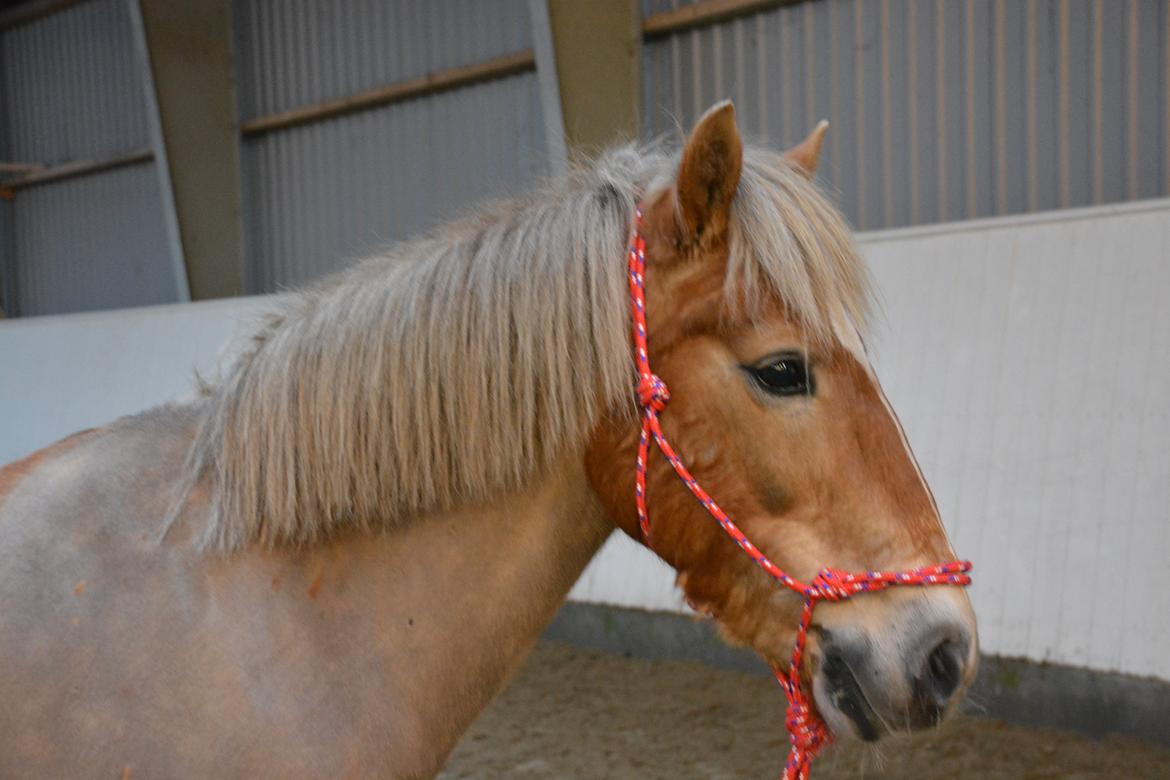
<box><xmin>537</xmin><ymin>0</ymin><xmax>641</xmax><ymax>155</ymax></box>
<box><xmin>131</xmin><ymin>0</ymin><xmax>243</xmax><ymax>301</ymax></box>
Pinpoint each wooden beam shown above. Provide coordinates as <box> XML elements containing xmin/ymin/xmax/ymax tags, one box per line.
<box><xmin>0</xmin><ymin>0</ymin><xmax>92</xmax><ymax>32</ymax></box>
<box><xmin>3</xmin><ymin>148</ymin><xmax>152</xmax><ymax>191</ymax></box>
<box><xmin>0</xmin><ymin>162</ymin><xmax>44</xmax><ymax>175</ymax></box>
<box><xmin>642</xmin><ymin>0</ymin><xmax>801</xmax><ymax>39</ymax></box>
<box><xmin>240</xmin><ymin>51</ymin><xmax>537</xmax><ymax>137</ymax></box>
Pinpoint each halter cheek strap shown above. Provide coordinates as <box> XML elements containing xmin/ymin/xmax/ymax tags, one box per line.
<box><xmin>626</xmin><ymin>208</ymin><xmax>972</xmax><ymax>780</ymax></box>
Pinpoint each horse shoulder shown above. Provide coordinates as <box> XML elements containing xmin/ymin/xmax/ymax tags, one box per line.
<box><xmin>0</xmin><ymin>427</ymin><xmax>104</xmax><ymax>510</ymax></box>
<box><xmin>0</xmin><ymin>406</ymin><xmax>423</xmax><ymax>778</ymax></box>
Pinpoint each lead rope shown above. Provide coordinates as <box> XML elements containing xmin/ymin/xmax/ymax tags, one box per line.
<box><xmin>626</xmin><ymin>209</ymin><xmax>973</xmax><ymax>780</ymax></box>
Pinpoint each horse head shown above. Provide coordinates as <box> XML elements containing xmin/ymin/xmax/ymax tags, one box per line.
<box><xmin>587</xmin><ymin>102</ymin><xmax>978</xmax><ymax>743</ymax></box>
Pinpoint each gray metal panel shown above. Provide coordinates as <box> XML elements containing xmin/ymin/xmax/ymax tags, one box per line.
<box><xmin>12</xmin><ymin>163</ymin><xmax>177</xmax><ymax>316</ymax></box>
<box><xmin>0</xmin><ymin>0</ymin><xmax>148</xmax><ymax>164</ymax></box>
<box><xmin>643</xmin><ymin>0</ymin><xmax>1170</xmax><ymax>230</ymax></box>
<box><xmin>0</xmin><ymin>200</ymin><xmax>12</xmax><ymax>316</ymax></box>
<box><xmin>233</xmin><ymin>0</ymin><xmax>534</xmax><ymax>122</ymax></box>
<box><xmin>241</xmin><ymin>71</ymin><xmax>548</xmax><ymax>292</ymax></box>
<box><xmin>642</xmin><ymin>0</ymin><xmax>703</xmax><ymax>14</ymax></box>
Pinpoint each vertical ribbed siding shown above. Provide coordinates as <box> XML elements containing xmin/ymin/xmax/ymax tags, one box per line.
<box><xmin>0</xmin><ymin>0</ymin><xmax>148</xmax><ymax>163</ymax></box>
<box><xmin>0</xmin><ymin>200</ymin><xmax>13</xmax><ymax>316</ymax></box>
<box><xmin>234</xmin><ymin>0</ymin><xmax>547</xmax><ymax>292</ymax></box>
<box><xmin>643</xmin><ymin>0</ymin><xmax>1170</xmax><ymax>230</ymax></box>
<box><xmin>242</xmin><ymin>73</ymin><xmax>547</xmax><ymax>292</ymax></box>
<box><xmin>234</xmin><ymin>0</ymin><xmax>534</xmax><ymax>121</ymax></box>
<box><xmin>12</xmin><ymin>163</ymin><xmax>175</xmax><ymax>316</ymax></box>
<box><xmin>0</xmin><ymin>0</ymin><xmax>176</xmax><ymax>317</ymax></box>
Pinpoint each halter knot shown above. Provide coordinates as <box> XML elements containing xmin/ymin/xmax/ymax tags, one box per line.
<box><xmin>784</xmin><ymin>697</ymin><xmax>829</xmax><ymax>753</ymax></box>
<box><xmin>637</xmin><ymin>374</ymin><xmax>671</xmax><ymax>412</ymax></box>
<box><xmin>782</xmin><ymin>685</ymin><xmax>831</xmax><ymax>779</ymax></box>
<box><xmin>807</xmin><ymin>568</ymin><xmax>854</xmax><ymax>602</ymax></box>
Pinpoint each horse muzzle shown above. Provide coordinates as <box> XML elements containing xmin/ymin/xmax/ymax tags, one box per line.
<box><xmin>811</xmin><ymin>608</ymin><xmax>977</xmax><ymax>741</ymax></box>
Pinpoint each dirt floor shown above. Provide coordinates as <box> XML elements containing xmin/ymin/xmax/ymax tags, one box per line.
<box><xmin>440</xmin><ymin>641</ymin><xmax>1170</xmax><ymax>779</ymax></box>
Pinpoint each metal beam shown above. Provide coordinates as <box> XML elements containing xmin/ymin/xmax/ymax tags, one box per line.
<box><xmin>543</xmin><ymin>0</ymin><xmax>641</xmax><ymax>153</ymax></box>
<box><xmin>127</xmin><ymin>0</ymin><xmax>189</xmax><ymax>303</ymax></box>
<box><xmin>132</xmin><ymin>0</ymin><xmax>243</xmax><ymax>301</ymax></box>
<box><xmin>0</xmin><ymin>198</ymin><xmax>10</xmax><ymax>318</ymax></box>
<box><xmin>526</xmin><ymin>0</ymin><xmax>568</xmax><ymax>177</ymax></box>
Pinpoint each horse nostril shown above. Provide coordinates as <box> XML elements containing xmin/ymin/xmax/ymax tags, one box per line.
<box><xmin>921</xmin><ymin>638</ymin><xmax>965</xmax><ymax>712</ymax></box>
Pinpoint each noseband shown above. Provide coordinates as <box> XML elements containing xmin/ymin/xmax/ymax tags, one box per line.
<box><xmin>626</xmin><ymin>208</ymin><xmax>973</xmax><ymax>780</ymax></box>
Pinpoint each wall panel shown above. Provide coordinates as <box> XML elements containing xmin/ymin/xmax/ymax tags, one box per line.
<box><xmin>234</xmin><ymin>0</ymin><xmax>533</xmax><ymax>122</ymax></box>
<box><xmin>643</xmin><ymin>0</ymin><xmax>1170</xmax><ymax>230</ymax></box>
<box><xmin>0</xmin><ymin>0</ymin><xmax>148</xmax><ymax>164</ymax></box>
<box><xmin>0</xmin><ymin>0</ymin><xmax>176</xmax><ymax>316</ymax></box>
<box><xmin>11</xmin><ymin>162</ymin><xmax>175</xmax><ymax>316</ymax></box>
<box><xmin>240</xmin><ymin>72</ymin><xmax>547</xmax><ymax>292</ymax></box>
<box><xmin>233</xmin><ymin>0</ymin><xmax>547</xmax><ymax>292</ymax></box>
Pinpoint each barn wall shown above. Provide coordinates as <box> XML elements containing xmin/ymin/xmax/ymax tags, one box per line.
<box><xmin>0</xmin><ymin>0</ymin><xmax>177</xmax><ymax>316</ymax></box>
<box><xmin>2</xmin><ymin>200</ymin><xmax>1166</xmax><ymax>681</ymax></box>
<box><xmin>4</xmin><ymin>0</ymin><xmax>1168</xmax><ymax>314</ymax></box>
<box><xmin>233</xmin><ymin>0</ymin><xmax>548</xmax><ymax>292</ymax></box>
<box><xmin>0</xmin><ymin>295</ymin><xmax>274</xmax><ymax>464</ymax></box>
<box><xmin>642</xmin><ymin>0</ymin><xmax>1170</xmax><ymax>231</ymax></box>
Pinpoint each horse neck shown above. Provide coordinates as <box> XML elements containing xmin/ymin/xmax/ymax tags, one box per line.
<box><xmin>255</xmin><ymin>454</ymin><xmax>614</xmax><ymax>771</ymax></box>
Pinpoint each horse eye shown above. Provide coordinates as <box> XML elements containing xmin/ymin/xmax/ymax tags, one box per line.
<box><xmin>747</xmin><ymin>355</ymin><xmax>812</xmax><ymax>396</ymax></box>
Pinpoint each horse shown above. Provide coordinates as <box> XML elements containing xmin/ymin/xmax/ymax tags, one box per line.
<box><xmin>0</xmin><ymin>101</ymin><xmax>977</xmax><ymax>778</ymax></box>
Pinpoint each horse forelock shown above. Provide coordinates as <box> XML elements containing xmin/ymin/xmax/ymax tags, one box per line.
<box><xmin>184</xmin><ymin>143</ymin><xmax>871</xmax><ymax>551</ymax></box>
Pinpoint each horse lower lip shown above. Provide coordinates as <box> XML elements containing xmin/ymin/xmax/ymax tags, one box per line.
<box><xmin>823</xmin><ymin>662</ymin><xmax>884</xmax><ymax>742</ymax></box>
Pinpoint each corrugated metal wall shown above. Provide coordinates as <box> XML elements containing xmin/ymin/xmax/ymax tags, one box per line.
<box><xmin>0</xmin><ymin>0</ymin><xmax>176</xmax><ymax>316</ymax></box>
<box><xmin>5</xmin><ymin>0</ymin><xmax>1167</xmax><ymax>310</ymax></box>
<box><xmin>234</xmin><ymin>0</ymin><xmax>548</xmax><ymax>292</ymax></box>
<box><xmin>11</xmin><ymin>165</ymin><xmax>175</xmax><ymax>314</ymax></box>
<box><xmin>643</xmin><ymin>0</ymin><xmax>1170</xmax><ymax>230</ymax></box>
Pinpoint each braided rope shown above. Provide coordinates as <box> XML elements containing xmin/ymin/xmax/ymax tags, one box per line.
<box><xmin>627</xmin><ymin>209</ymin><xmax>972</xmax><ymax>780</ymax></box>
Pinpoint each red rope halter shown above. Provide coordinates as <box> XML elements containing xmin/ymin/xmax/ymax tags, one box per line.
<box><xmin>626</xmin><ymin>209</ymin><xmax>972</xmax><ymax>780</ymax></box>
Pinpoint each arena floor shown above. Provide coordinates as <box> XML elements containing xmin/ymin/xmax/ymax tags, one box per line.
<box><xmin>440</xmin><ymin>641</ymin><xmax>1170</xmax><ymax>779</ymax></box>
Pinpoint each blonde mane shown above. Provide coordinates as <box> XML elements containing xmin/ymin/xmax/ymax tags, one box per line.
<box><xmin>183</xmin><ymin>144</ymin><xmax>870</xmax><ymax>550</ymax></box>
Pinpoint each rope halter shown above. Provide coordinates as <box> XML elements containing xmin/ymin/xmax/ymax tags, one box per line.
<box><xmin>625</xmin><ymin>208</ymin><xmax>972</xmax><ymax>780</ymax></box>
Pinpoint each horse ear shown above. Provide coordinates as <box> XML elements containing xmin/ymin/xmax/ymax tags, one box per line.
<box><xmin>784</xmin><ymin>120</ymin><xmax>828</xmax><ymax>179</ymax></box>
<box><xmin>676</xmin><ymin>100</ymin><xmax>743</xmax><ymax>239</ymax></box>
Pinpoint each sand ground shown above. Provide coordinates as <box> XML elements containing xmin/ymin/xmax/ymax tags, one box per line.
<box><xmin>440</xmin><ymin>641</ymin><xmax>1170</xmax><ymax>779</ymax></box>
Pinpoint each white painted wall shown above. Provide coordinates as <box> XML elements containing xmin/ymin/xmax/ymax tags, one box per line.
<box><xmin>0</xmin><ymin>297</ymin><xmax>273</xmax><ymax>464</ymax></box>
<box><xmin>2</xmin><ymin>201</ymin><xmax>1167</xmax><ymax>681</ymax></box>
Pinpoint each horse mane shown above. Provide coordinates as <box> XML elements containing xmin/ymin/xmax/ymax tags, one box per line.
<box><xmin>182</xmin><ymin>143</ymin><xmax>870</xmax><ymax>551</ymax></box>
